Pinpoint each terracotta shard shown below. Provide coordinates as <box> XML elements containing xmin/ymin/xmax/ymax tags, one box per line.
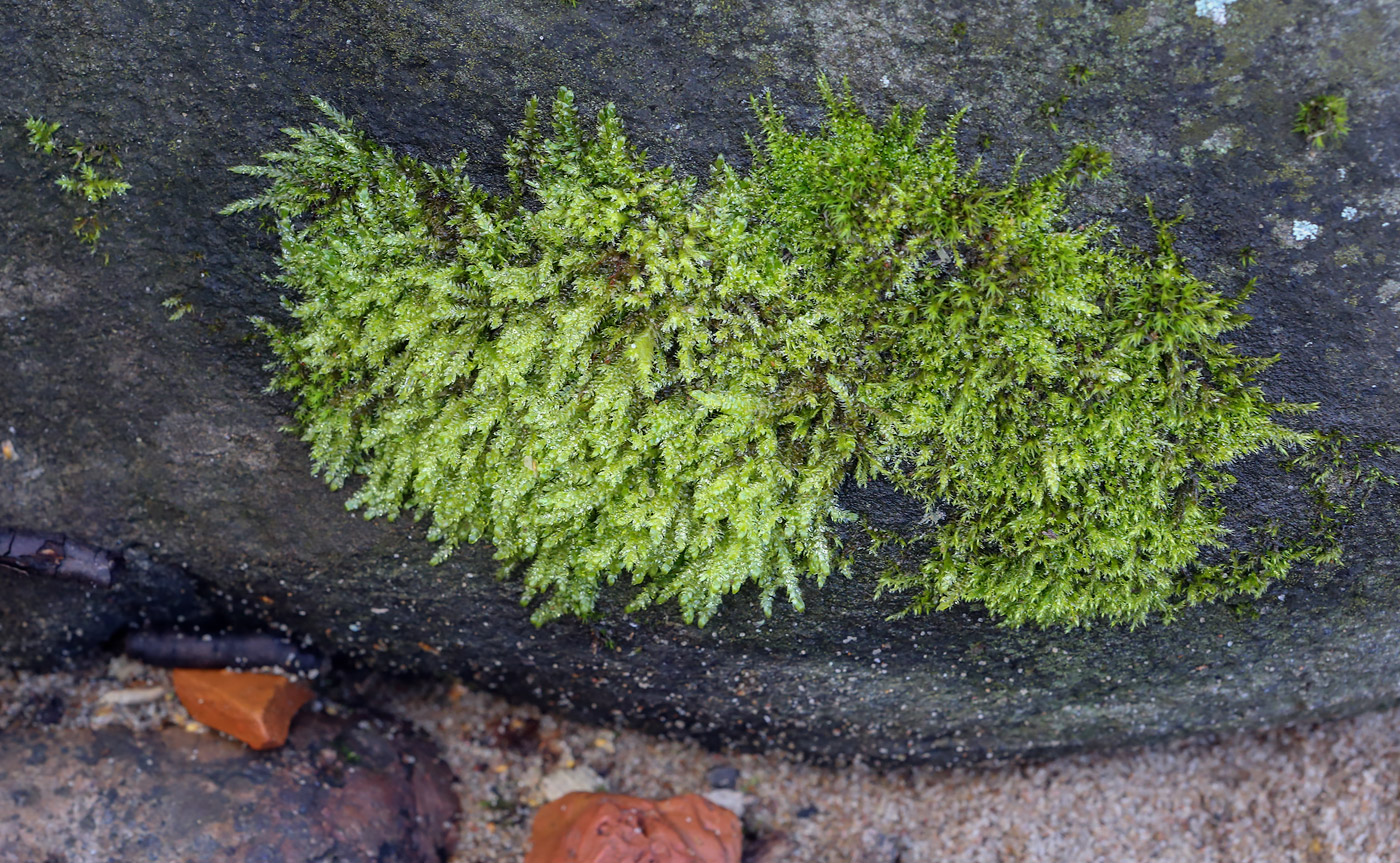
<box><xmin>172</xmin><ymin>668</ymin><xmax>314</xmax><ymax>750</ymax></box>
<box><xmin>525</xmin><ymin>791</ymin><xmax>742</xmax><ymax>863</ymax></box>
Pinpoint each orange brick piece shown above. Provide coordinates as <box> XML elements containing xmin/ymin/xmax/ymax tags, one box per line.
<box><xmin>172</xmin><ymin>668</ymin><xmax>314</xmax><ymax>750</ymax></box>
<box><xmin>525</xmin><ymin>791</ymin><xmax>742</xmax><ymax>863</ymax></box>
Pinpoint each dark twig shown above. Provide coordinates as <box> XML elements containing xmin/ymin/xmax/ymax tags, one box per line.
<box><xmin>124</xmin><ymin>631</ymin><xmax>328</xmax><ymax>676</ymax></box>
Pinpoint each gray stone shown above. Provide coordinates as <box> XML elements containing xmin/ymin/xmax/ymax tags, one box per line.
<box><xmin>707</xmin><ymin>764</ymin><xmax>740</xmax><ymax>790</ymax></box>
<box><xmin>1</xmin><ymin>0</ymin><xmax>1398</xmax><ymax>765</ymax></box>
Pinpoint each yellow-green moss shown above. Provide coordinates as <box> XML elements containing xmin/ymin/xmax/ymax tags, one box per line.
<box><xmin>227</xmin><ymin>80</ymin><xmax>1319</xmax><ymax>627</ymax></box>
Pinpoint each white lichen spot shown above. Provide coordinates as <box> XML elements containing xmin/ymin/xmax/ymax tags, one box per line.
<box><xmin>1195</xmin><ymin>0</ymin><xmax>1235</xmax><ymax>25</ymax></box>
<box><xmin>880</xmin><ymin>75</ymin><xmax>891</xmax><ymax>88</ymax></box>
<box><xmin>1380</xmin><ymin>187</ymin><xmax>1400</xmax><ymax>216</ymax></box>
<box><xmin>1201</xmin><ymin>126</ymin><xmax>1238</xmax><ymax>155</ymax></box>
<box><xmin>1342</xmin><ymin>206</ymin><xmax>1359</xmax><ymax>221</ymax></box>
<box><xmin>1379</xmin><ymin>278</ymin><xmax>1400</xmax><ymax>310</ymax></box>
<box><xmin>1292</xmin><ymin>220</ymin><xmax>1321</xmax><ymax>242</ymax></box>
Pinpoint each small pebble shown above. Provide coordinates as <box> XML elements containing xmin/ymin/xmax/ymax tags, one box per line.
<box><xmin>706</xmin><ymin>764</ymin><xmax>739</xmax><ymax>789</ymax></box>
<box><xmin>704</xmin><ymin>789</ymin><xmax>746</xmax><ymax>818</ymax></box>
<box><xmin>96</xmin><ymin>686</ymin><xmax>167</xmax><ymax>707</ymax></box>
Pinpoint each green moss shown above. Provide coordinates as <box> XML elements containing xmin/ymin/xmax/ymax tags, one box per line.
<box><xmin>227</xmin><ymin>80</ymin><xmax>1320</xmax><ymax>628</ymax></box>
<box><xmin>1283</xmin><ymin>432</ymin><xmax>1400</xmax><ymax>566</ymax></box>
<box><xmin>24</xmin><ymin>117</ymin><xmax>60</xmax><ymax>154</ymax></box>
<box><xmin>21</xmin><ymin>116</ymin><xmax>130</xmax><ymax>255</ymax></box>
<box><xmin>1293</xmin><ymin>94</ymin><xmax>1349</xmax><ymax>150</ymax></box>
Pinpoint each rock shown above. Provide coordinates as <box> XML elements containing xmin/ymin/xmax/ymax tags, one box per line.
<box><xmin>706</xmin><ymin>764</ymin><xmax>740</xmax><ymax>790</ymax></box>
<box><xmin>0</xmin><ymin>712</ymin><xmax>458</xmax><ymax>863</ymax></box>
<box><xmin>537</xmin><ymin>764</ymin><xmax>607</xmax><ymax>802</ymax></box>
<box><xmin>172</xmin><ymin>668</ymin><xmax>314</xmax><ymax>750</ymax></box>
<box><xmin>3</xmin><ymin>0</ymin><xmax>1400</xmax><ymax>765</ymax></box>
<box><xmin>703</xmin><ymin>789</ymin><xmax>747</xmax><ymax>818</ymax></box>
<box><xmin>525</xmin><ymin>792</ymin><xmax>742</xmax><ymax>863</ymax></box>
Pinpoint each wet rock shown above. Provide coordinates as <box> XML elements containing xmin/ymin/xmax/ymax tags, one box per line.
<box><xmin>3</xmin><ymin>0</ymin><xmax>1400</xmax><ymax>766</ymax></box>
<box><xmin>525</xmin><ymin>791</ymin><xmax>742</xmax><ymax>863</ymax></box>
<box><xmin>0</xmin><ymin>712</ymin><xmax>459</xmax><ymax>863</ymax></box>
<box><xmin>172</xmin><ymin>668</ymin><xmax>314</xmax><ymax>750</ymax></box>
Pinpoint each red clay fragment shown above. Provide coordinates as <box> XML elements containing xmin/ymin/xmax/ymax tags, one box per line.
<box><xmin>172</xmin><ymin>668</ymin><xmax>314</xmax><ymax>750</ymax></box>
<box><xmin>525</xmin><ymin>791</ymin><xmax>742</xmax><ymax>863</ymax></box>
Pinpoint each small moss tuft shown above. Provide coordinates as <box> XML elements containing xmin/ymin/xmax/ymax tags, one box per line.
<box><xmin>21</xmin><ymin>117</ymin><xmax>131</xmax><ymax>256</ymax></box>
<box><xmin>228</xmin><ymin>80</ymin><xmax>1318</xmax><ymax>628</ymax></box>
<box><xmin>1293</xmin><ymin>94</ymin><xmax>1349</xmax><ymax>150</ymax></box>
<box><xmin>24</xmin><ymin>117</ymin><xmax>61</xmax><ymax>154</ymax></box>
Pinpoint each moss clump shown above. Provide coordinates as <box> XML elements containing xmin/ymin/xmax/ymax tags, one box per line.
<box><xmin>227</xmin><ymin>80</ymin><xmax>1314</xmax><ymax>627</ymax></box>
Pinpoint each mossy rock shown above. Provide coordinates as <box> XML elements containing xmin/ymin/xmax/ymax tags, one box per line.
<box><xmin>1</xmin><ymin>0</ymin><xmax>1398</xmax><ymax>764</ymax></box>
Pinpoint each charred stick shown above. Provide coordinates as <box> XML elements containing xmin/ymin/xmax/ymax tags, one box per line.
<box><xmin>124</xmin><ymin>631</ymin><xmax>328</xmax><ymax>675</ymax></box>
<box><xmin>0</xmin><ymin>527</ymin><xmax>117</xmax><ymax>587</ymax></box>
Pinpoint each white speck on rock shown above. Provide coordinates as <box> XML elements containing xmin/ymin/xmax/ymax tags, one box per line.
<box><xmin>1342</xmin><ymin>206</ymin><xmax>1359</xmax><ymax>221</ymax></box>
<box><xmin>1292</xmin><ymin>220</ymin><xmax>1321</xmax><ymax>242</ymax></box>
<box><xmin>1195</xmin><ymin>0</ymin><xmax>1235</xmax><ymax>25</ymax></box>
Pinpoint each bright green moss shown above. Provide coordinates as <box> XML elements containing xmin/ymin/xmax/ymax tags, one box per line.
<box><xmin>227</xmin><ymin>80</ymin><xmax>1318</xmax><ymax>628</ymax></box>
<box><xmin>1293</xmin><ymin>94</ymin><xmax>1349</xmax><ymax>150</ymax></box>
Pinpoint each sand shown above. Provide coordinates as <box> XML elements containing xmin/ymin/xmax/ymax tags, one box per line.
<box><xmin>5</xmin><ymin>659</ymin><xmax>1398</xmax><ymax>862</ymax></box>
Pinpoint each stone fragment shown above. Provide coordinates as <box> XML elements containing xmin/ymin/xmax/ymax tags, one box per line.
<box><xmin>538</xmin><ymin>764</ymin><xmax>606</xmax><ymax>802</ymax></box>
<box><xmin>525</xmin><ymin>791</ymin><xmax>742</xmax><ymax>863</ymax></box>
<box><xmin>95</xmin><ymin>685</ymin><xmax>166</xmax><ymax>706</ymax></box>
<box><xmin>172</xmin><ymin>667</ymin><xmax>313</xmax><ymax>750</ymax></box>
<box><xmin>705</xmin><ymin>764</ymin><xmax>739</xmax><ymax>789</ymax></box>
<box><xmin>702</xmin><ymin>789</ymin><xmax>746</xmax><ymax>818</ymax></box>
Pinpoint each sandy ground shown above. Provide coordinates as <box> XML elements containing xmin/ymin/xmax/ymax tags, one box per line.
<box><xmin>5</xmin><ymin>660</ymin><xmax>1399</xmax><ymax>863</ymax></box>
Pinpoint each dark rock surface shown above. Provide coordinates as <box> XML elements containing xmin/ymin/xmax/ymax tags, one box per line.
<box><xmin>0</xmin><ymin>710</ymin><xmax>459</xmax><ymax>863</ymax></box>
<box><xmin>1</xmin><ymin>0</ymin><xmax>1398</xmax><ymax>765</ymax></box>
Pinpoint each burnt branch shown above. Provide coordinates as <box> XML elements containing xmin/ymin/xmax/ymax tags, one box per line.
<box><xmin>0</xmin><ymin>527</ymin><xmax>117</xmax><ymax>587</ymax></box>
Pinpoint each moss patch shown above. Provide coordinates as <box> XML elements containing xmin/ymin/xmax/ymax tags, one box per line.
<box><xmin>227</xmin><ymin>80</ymin><xmax>1317</xmax><ymax>628</ymax></box>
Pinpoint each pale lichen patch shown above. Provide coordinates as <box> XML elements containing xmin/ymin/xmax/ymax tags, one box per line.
<box><xmin>1379</xmin><ymin>188</ymin><xmax>1400</xmax><ymax>217</ymax></box>
<box><xmin>1379</xmin><ymin>278</ymin><xmax>1400</xmax><ymax>310</ymax></box>
<box><xmin>1194</xmin><ymin>0</ymin><xmax>1236</xmax><ymax>26</ymax></box>
<box><xmin>1200</xmin><ymin>126</ymin><xmax>1239</xmax><ymax>156</ymax></box>
<box><xmin>1292</xmin><ymin>220</ymin><xmax>1321</xmax><ymax>243</ymax></box>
